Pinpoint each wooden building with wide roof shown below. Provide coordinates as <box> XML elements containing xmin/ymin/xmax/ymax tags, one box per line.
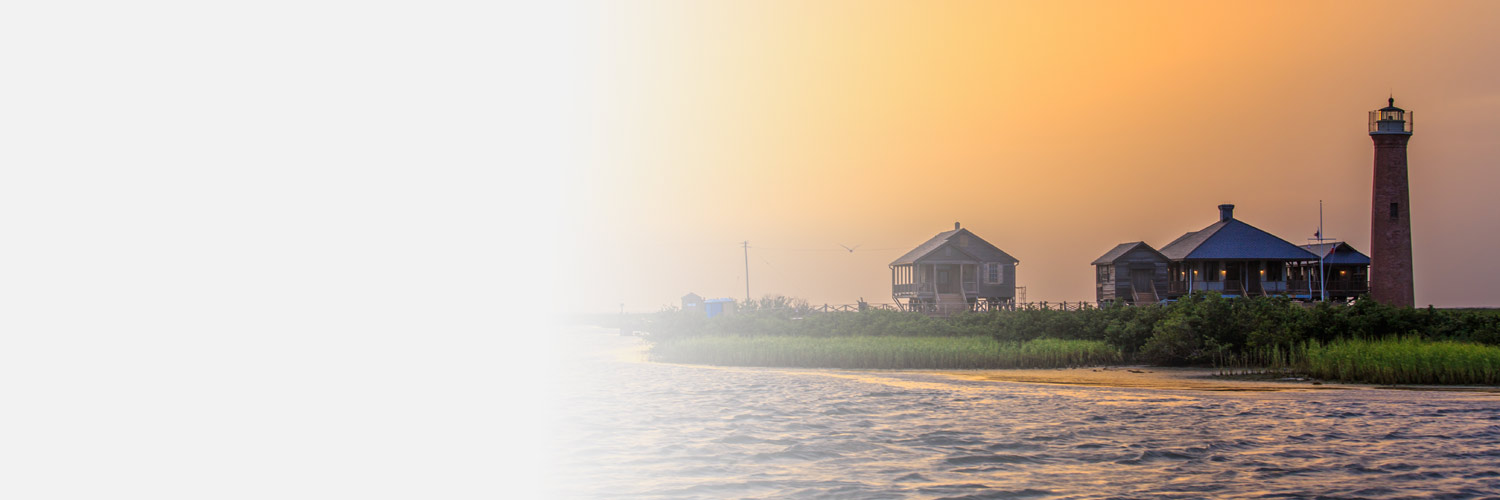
<box><xmin>1093</xmin><ymin>204</ymin><xmax>1372</xmax><ymax>304</ymax></box>
<box><xmin>1296</xmin><ymin>242</ymin><xmax>1372</xmax><ymax>301</ymax></box>
<box><xmin>891</xmin><ymin>222</ymin><xmax>1018</xmax><ymax>314</ymax></box>
<box><xmin>1091</xmin><ymin>242</ymin><xmax>1169</xmax><ymax>305</ymax></box>
<box><xmin>1157</xmin><ymin>204</ymin><xmax>1372</xmax><ymax>299</ymax></box>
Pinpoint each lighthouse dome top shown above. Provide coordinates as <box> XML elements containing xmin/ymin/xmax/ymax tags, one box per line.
<box><xmin>1379</xmin><ymin>97</ymin><xmax>1404</xmax><ymax>112</ymax></box>
<box><xmin>1369</xmin><ymin>97</ymin><xmax>1413</xmax><ymax>134</ymax></box>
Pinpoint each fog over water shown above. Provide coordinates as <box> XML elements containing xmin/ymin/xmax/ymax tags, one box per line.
<box><xmin>552</xmin><ymin>327</ymin><xmax>1500</xmax><ymax>499</ymax></box>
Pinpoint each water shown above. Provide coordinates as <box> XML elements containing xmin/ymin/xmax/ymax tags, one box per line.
<box><xmin>550</xmin><ymin>327</ymin><xmax>1500</xmax><ymax>499</ymax></box>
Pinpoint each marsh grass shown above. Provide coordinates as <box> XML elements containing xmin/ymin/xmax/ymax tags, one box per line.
<box><xmin>1302</xmin><ymin>336</ymin><xmax>1500</xmax><ymax>385</ymax></box>
<box><xmin>1217</xmin><ymin>336</ymin><xmax>1500</xmax><ymax>385</ymax></box>
<box><xmin>649</xmin><ymin>336</ymin><xmax>1121</xmax><ymax>369</ymax></box>
<box><xmin>1214</xmin><ymin>345</ymin><xmax>1303</xmax><ymax>378</ymax></box>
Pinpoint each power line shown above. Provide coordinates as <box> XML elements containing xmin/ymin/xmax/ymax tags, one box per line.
<box><xmin>754</xmin><ymin>245</ymin><xmax>905</xmax><ymax>253</ymax></box>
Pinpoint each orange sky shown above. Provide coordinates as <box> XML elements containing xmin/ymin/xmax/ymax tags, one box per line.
<box><xmin>561</xmin><ymin>1</ymin><xmax>1500</xmax><ymax>311</ymax></box>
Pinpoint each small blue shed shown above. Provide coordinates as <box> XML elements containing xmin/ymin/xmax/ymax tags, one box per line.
<box><xmin>704</xmin><ymin>298</ymin><xmax>737</xmax><ymax>318</ymax></box>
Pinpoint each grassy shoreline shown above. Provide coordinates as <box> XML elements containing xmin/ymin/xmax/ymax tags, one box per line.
<box><xmin>1301</xmin><ymin>337</ymin><xmax>1500</xmax><ymax>385</ymax></box>
<box><xmin>1206</xmin><ymin>336</ymin><xmax>1500</xmax><ymax>386</ymax></box>
<box><xmin>650</xmin><ymin>336</ymin><xmax>1120</xmax><ymax>370</ymax></box>
<box><xmin>636</xmin><ymin>294</ymin><xmax>1500</xmax><ymax>385</ymax></box>
<box><xmin>650</xmin><ymin>334</ymin><xmax>1500</xmax><ymax>386</ymax></box>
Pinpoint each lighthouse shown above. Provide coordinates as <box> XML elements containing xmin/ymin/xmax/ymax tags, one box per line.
<box><xmin>1368</xmin><ymin>97</ymin><xmax>1415</xmax><ymax>307</ymax></box>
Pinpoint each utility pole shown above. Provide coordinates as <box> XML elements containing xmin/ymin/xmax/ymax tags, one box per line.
<box><xmin>742</xmin><ymin>241</ymin><xmax>751</xmax><ymax>303</ymax></box>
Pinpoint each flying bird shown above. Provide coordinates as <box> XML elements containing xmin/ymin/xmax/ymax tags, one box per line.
<box><xmin>838</xmin><ymin>243</ymin><xmax>862</xmax><ymax>253</ymax></box>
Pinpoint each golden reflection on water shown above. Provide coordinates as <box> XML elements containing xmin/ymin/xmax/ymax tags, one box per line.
<box><xmin>557</xmin><ymin>328</ymin><xmax>1500</xmax><ymax>499</ymax></box>
<box><xmin>778</xmin><ymin>370</ymin><xmax>989</xmax><ymax>393</ymax></box>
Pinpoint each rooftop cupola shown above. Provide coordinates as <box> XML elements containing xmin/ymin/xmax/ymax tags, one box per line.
<box><xmin>1370</xmin><ymin>97</ymin><xmax>1413</xmax><ymax>134</ymax></box>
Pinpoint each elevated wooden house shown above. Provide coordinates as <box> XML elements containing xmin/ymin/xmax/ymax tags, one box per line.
<box><xmin>1296</xmin><ymin>242</ymin><xmax>1372</xmax><ymax>301</ymax></box>
<box><xmin>1159</xmin><ymin>205</ymin><xmax>1320</xmax><ymax>298</ymax></box>
<box><xmin>1092</xmin><ymin>242</ymin><xmax>1169</xmax><ymax>305</ymax></box>
<box><xmin>891</xmin><ymin>222</ymin><xmax>1018</xmax><ymax>314</ymax></box>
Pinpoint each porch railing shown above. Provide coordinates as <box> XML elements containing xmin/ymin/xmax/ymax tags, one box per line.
<box><xmin>1168</xmin><ymin>279</ymin><xmax>1367</xmax><ymax>298</ymax></box>
<box><xmin>893</xmin><ymin>282</ymin><xmax>936</xmax><ymax>297</ymax></box>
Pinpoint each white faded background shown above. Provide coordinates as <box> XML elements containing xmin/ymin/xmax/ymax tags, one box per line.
<box><xmin>1</xmin><ymin>1</ymin><xmax>591</xmax><ymax>498</ymax></box>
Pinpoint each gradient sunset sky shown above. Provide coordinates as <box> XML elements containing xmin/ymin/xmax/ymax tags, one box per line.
<box><xmin>562</xmin><ymin>1</ymin><xmax>1500</xmax><ymax>311</ymax></box>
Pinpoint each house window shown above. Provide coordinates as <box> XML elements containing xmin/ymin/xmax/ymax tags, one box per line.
<box><xmin>986</xmin><ymin>263</ymin><xmax>1005</xmax><ymax>284</ymax></box>
<box><xmin>1265</xmin><ymin>262</ymin><xmax>1285</xmax><ymax>281</ymax></box>
<box><xmin>1096</xmin><ymin>265</ymin><xmax>1109</xmax><ymax>282</ymax></box>
<box><xmin>1205</xmin><ymin>261</ymin><xmax>1220</xmax><ymax>281</ymax></box>
<box><xmin>959</xmin><ymin>234</ymin><xmax>970</xmax><ymax>247</ymax></box>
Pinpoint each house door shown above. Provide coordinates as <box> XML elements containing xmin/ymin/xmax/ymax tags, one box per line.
<box><xmin>937</xmin><ymin>268</ymin><xmax>954</xmax><ymax>293</ymax></box>
<box><xmin>1131</xmin><ymin>267</ymin><xmax>1153</xmax><ymax>295</ymax></box>
<box><xmin>1247</xmin><ymin>262</ymin><xmax>1263</xmax><ymax>294</ymax></box>
<box><xmin>1225</xmin><ymin>262</ymin><xmax>1244</xmax><ymax>294</ymax></box>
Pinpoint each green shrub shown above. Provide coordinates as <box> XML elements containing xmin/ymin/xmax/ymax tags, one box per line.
<box><xmin>1141</xmin><ymin>315</ymin><xmax>1202</xmax><ymax>365</ymax></box>
<box><xmin>637</xmin><ymin>293</ymin><xmax>1500</xmax><ymax>371</ymax></box>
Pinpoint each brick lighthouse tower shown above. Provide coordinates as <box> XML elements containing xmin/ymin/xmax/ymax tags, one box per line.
<box><xmin>1369</xmin><ymin>97</ymin><xmax>1415</xmax><ymax>307</ymax></box>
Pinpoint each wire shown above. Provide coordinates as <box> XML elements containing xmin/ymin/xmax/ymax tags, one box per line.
<box><xmin>752</xmin><ymin>245</ymin><xmax>906</xmax><ymax>253</ymax></box>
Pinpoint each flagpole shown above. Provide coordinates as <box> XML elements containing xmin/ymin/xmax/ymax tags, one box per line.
<box><xmin>1308</xmin><ymin>201</ymin><xmax>1335</xmax><ymax>302</ymax></box>
<box><xmin>1319</xmin><ymin>201</ymin><xmax>1326</xmax><ymax>302</ymax></box>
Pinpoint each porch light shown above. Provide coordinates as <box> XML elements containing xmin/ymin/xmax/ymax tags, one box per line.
<box><xmin>1221</xmin><ymin>270</ymin><xmax>1227</xmax><ymax>275</ymax></box>
<box><xmin>1340</xmin><ymin>270</ymin><xmax>1347</xmax><ymax>275</ymax></box>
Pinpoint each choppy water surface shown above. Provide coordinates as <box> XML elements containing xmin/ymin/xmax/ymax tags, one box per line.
<box><xmin>551</xmin><ymin>328</ymin><xmax>1500</xmax><ymax>499</ymax></box>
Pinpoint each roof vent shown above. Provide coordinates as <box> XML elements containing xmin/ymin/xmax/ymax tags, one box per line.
<box><xmin>954</xmin><ymin>222</ymin><xmax>961</xmax><ymax>230</ymax></box>
<box><xmin>1218</xmin><ymin>204</ymin><xmax>1235</xmax><ymax>222</ymax></box>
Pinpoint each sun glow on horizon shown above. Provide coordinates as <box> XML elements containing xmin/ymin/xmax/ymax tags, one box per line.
<box><xmin>567</xmin><ymin>1</ymin><xmax>1500</xmax><ymax>312</ymax></box>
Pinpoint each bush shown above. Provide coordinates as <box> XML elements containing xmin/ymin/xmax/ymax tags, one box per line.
<box><xmin>638</xmin><ymin>293</ymin><xmax>1500</xmax><ymax>368</ymax></box>
<box><xmin>1141</xmin><ymin>315</ymin><xmax>1202</xmax><ymax>365</ymax></box>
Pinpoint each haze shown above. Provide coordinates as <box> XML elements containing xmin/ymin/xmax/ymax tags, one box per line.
<box><xmin>558</xmin><ymin>1</ymin><xmax>1500</xmax><ymax>311</ymax></box>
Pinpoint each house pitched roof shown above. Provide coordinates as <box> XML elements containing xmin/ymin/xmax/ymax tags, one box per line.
<box><xmin>1302</xmin><ymin>242</ymin><xmax>1371</xmax><ymax>265</ymax></box>
<box><xmin>890</xmin><ymin>227</ymin><xmax>1018</xmax><ymax>266</ymax></box>
<box><xmin>1091</xmin><ymin>241</ymin><xmax>1166</xmax><ymax>265</ymax></box>
<box><xmin>1159</xmin><ymin>219</ymin><xmax>1318</xmax><ymax>261</ymax></box>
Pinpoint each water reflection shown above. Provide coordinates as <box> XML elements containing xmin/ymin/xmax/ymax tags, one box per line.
<box><xmin>551</xmin><ymin>327</ymin><xmax>1500</xmax><ymax>499</ymax></box>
